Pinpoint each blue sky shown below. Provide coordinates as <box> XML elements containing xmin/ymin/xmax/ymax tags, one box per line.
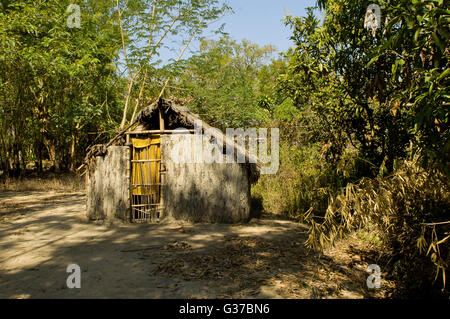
<box><xmin>209</xmin><ymin>0</ymin><xmax>318</xmax><ymax>53</ymax></box>
<box><xmin>162</xmin><ymin>0</ymin><xmax>319</xmax><ymax>63</ymax></box>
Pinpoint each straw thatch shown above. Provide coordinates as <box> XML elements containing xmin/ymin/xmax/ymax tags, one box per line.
<box><xmin>86</xmin><ymin>98</ymin><xmax>261</xmax><ymax>183</ymax></box>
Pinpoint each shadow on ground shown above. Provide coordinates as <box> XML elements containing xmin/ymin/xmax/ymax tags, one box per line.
<box><xmin>0</xmin><ymin>191</ymin><xmax>386</xmax><ymax>299</ymax></box>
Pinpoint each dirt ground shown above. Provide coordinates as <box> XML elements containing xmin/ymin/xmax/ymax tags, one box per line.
<box><xmin>0</xmin><ymin>191</ymin><xmax>391</xmax><ymax>299</ymax></box>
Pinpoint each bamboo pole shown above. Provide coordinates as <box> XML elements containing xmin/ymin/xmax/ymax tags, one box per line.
<box><xmin>126</xmin><ymin>129</ymin><xmax>195</xmax><ymax>135</ymax></box>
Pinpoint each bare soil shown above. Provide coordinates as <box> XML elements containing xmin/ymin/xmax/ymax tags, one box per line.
<box><xmin>0</xmin><ymin>191</ymin><xmax>391</xmax><ymax>299</ymax></box>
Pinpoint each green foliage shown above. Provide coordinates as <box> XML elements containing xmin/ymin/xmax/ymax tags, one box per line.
<box><xmin>0</xmin><ymin>0</ymin><xmax>448</xmax><ymax>298</ymax></box>
<box><xmin>253</xmin><ymin>140</ymin><xmax>339</xmax><ymax>218</ymax></box>
<box><xmin>0</xmin><ymin>0</ymin><xmax>122</xmax><ymax>173</ymax></box>
<box><xmin>117</xmin><ymin>0</ymin><xmax>230</xmax><ymax>70</ymax></box>
<box><xmin>369</xmin><ymin>0</ymin><xmax>450</xmax><ymax>173</ymax></box>
<box><xmin>267</xmin><ymin>0</ymin><xmax>449</xmax><ymax>297</ymax></box>
<box><xmin>0</xmin><ymin>0</ymin><xmax>230</xmax><ymax>173</ymax></box>
<box><xmin>115</xmin><ymin>0</ymin><xmax>231</xmax><ymax>129</ymax></box>
<box><xmin>272</xmin><ymin>98</ymin><xmax>299</xmax><ymax>121</ymax></box>
<box><xmin>280</xmin><ymin>5</ymin><xmax>416</xmax><ymax>177</ymax></box>
<box><xmin>165</xmin><ymin>36</ymin><xmax>276</xmax><ymax>128</ymax></box>
<box><xmin>291</xmin><ymin>1</ymin><xmax>449</xmax><ymax>174</ymax></box>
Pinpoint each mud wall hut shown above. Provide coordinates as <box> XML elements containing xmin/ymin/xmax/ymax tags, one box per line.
<box><xmin>85</xmin><ymin>98</ymin><xmax>260</xmax><ymax>224</ymax></box>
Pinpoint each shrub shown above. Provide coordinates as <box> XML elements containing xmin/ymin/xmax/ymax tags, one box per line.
<box><xmin>252</xmin><ymin>142</ymin><xmax>339</xmax><ymax>218</ymax></box>
<box><xmin>305</xmin><ymin>159</ymin><xmax>450</xmax><ymax>297</ymax></box>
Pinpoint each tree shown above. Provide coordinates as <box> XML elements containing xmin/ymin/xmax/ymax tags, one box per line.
<box><xmin>282</xmin><ymin>0</ymin><xmax>449</xmax><ymax>297</ymax></box>
<box><xmin>114</xmin><ymin>0</ymin><xmax>231</xmax><ymax>130</ymax></box>
<box><xmin>0</xmin><ymin>0</ymin><xmax>122</xmax><ymax>173</ymax></box>
<box><xmin>283</xmin><ymin>1</ymin><xmax>449</xmax><ymax>175</ymax></box>
<box><xmin>165</xmin><ymin>36</ymin><xmax>276</xmax><ymax>129</ymax></box>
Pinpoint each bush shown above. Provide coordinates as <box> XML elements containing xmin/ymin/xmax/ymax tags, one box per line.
<box><xmin>305</xmin><ymin>159</ymin><xmax>450</xmax><ymax>298</ymax></box>
<box><xmin>252</xmin><ymin>142</ymin><xmax>340</xmax><ymax>218</ymax></box>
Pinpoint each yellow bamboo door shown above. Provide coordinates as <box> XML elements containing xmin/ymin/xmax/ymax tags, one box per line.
<box><xmin>131</xmin><ymin>135</ymin><xmax>162</xmax><ymax>222</ymax></box>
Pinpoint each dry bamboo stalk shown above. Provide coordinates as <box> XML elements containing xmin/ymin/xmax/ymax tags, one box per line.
<box><xmin>126</xmin><ymin>130</ymin><xmax>195</xmax><ymax>135</ymax></box>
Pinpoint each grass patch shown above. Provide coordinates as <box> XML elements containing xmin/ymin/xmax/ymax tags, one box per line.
<box><xmin>0</xmin><ymin>173</ymin><xmax>85</xmax><ymax>192</ymax></box>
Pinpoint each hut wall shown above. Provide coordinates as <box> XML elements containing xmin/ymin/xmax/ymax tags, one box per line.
<box><xmin>161</xmin><ymin>134</ymin><xmax>250</xmax><ymax>223</ymax></box>
<box><xmin>86</xmin><ymin>146</ymin><xmax>131</xmax><ymax>221</ymax></box>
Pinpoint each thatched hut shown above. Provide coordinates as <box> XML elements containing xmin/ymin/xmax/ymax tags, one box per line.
<box><xmin>85</xmin><ymin>98</ymin><xmax>260</xmax><ymax>223</ymax></box>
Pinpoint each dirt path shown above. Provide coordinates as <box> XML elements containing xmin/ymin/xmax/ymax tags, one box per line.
<box><xmin>0</xmin><ymin>191</ymin><xmax>388</xmax><ymax>299</ymax></box>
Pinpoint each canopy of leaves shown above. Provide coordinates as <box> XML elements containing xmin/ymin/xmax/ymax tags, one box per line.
<box><xmin>165</xmin><ymin>36</ymin><xmax>277</xmax><ymax>128</ymax></box>
<box><xmin>281</xmin><ymin>0</ymin><xmax>449</xmax><ymax>175</ymax></box>
<box><xmin>0</xmin><ymin>0</ymin><xmax>123</xmax><ymax>173</ymax></box>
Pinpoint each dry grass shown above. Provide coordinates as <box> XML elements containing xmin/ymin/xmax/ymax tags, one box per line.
<box><xmin>0</xmin><ymin>174</ymin><xmax>85</xmax><ymax>192</ymax></box>
<box><xmin>305</xmin><ymin>159</ymin><xmax>450</xmax><ymax>297</ymax></box>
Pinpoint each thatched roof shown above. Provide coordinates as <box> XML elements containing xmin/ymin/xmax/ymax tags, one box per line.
<box><xmin>86</xmin><ymin>98</ymin><xmax>261</xmax><ymax>183</ymax></box>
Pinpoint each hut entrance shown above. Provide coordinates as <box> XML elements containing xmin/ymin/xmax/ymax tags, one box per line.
<box><xmin>131</xmin><ymin>135</ymin><xmax>163</xmax><ymax>223</ymax></box>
